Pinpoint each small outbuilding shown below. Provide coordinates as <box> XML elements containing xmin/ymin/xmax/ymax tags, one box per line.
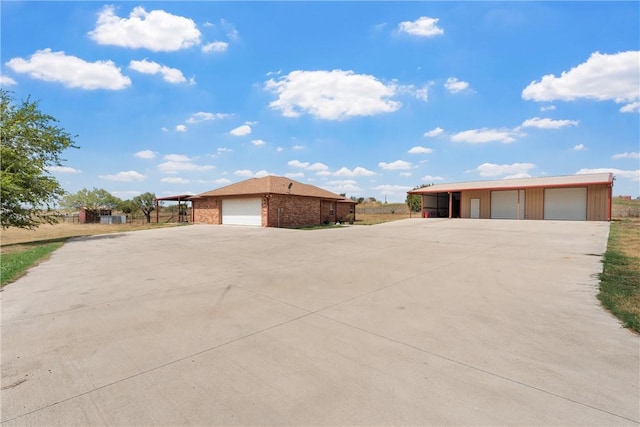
<box><xmin>190</xmin><ymin>175</ymin><xmax>357</xmax><ymax>227</ymax></box>
<box><xmin>407</xmin><ymin>173</ymin><xmax>613</xmax><ymax>221</ymax></box>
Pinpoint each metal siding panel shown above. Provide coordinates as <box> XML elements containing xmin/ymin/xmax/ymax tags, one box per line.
<box><xmin>587</xmin><ymin>185</ymin><xmax>608</xmax><ymax>221</ymax></box>
<box><xmin>525</xmin><ymin>188</ymin><xmax>544</xmax><ymax>220</ymax></box>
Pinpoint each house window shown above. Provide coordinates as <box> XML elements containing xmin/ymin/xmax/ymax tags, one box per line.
<box><xmin>329</xmin><ymin>203</ymin><xmax>335</xmax><ymax>215</ymax></box>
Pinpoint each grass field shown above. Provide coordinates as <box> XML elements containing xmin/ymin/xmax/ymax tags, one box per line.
<box><xmin>598</xmin><ymin>218</ymin><xmax>640</xmax><ymax>333</ymax></box>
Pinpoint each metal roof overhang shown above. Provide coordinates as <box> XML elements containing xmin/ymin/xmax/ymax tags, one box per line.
<box><xmin>408</xmin><ymin>173</ymin><xmax>614</xmax><ymax>195</ymax></box>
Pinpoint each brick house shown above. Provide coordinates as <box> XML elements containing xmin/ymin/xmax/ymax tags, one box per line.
<box><xmin>190</xmin><ymin>176</ymin><xmax>357</xmax><ymax>227</ymax></box>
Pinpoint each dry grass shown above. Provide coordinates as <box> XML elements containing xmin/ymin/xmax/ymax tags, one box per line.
<box><xmin>1</xmin><ymin>222</ymin><xmax>178</xmax><ymax>254</ymax></box>
<box><xmin>355</xmin><ymin>202</ymin><xmax>415</xmax><ymax>225</ymax></box>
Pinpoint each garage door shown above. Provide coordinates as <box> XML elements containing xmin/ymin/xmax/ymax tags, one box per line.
<box><xmin>222</xmin><ymin>198</ymin><xmax>262</xmax><ymax>226</ymax></box>
<box><xmin>544</xmin><ymin>188</ymin><xmax>587</xmax><ymax>220</ymax></box>
<box><xmin>491</xmin><ymin>190</ymin><xmax>525</xmax><ymax>219</ymax></box>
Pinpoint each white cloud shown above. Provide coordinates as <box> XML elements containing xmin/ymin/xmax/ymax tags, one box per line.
<box><xmin>612</xmin><ymin>152</ymin><xmax>640</xmax><ymax>159</ymax></box>
<box><xmin>230</xmin><ymin>124</ymin><xmax>251</xmax><ymax>136</ymax></box>
<box><xmin>112</xmin><ymin>190</ymin><xmax>141</xmax><ymax>199</ymax></box>
<box><xmin>0</xmin><ymin>75</ymin><xmax>16</xmax><ymax>86</ymax></box>
<box><xmin>129</xmin><ymin>59</ymin><xmax>186</xmax><ymax>83</ymax></box>
<box><xmin>265</xmin><ymin>69</ymin><xmax>401</xmax><ymax>120</ymax></box>
<box><xmin>161</xmin><ymin>177</ymin><xmax>190</xmax><ymax>184</ymax></box>
<box><xmin>186</xmin><ymin>112</ymin><xmax>232</xmax><ymax>123</ymax></box>
<box><xmin>522</xmin><ymin>51</ymin><xmax>640</xmax><ymax>108</ymax></box>
<box><xmin>451</xmin><ymin>128</ymin><xmax>520</xmax><ymax>144</ymax></box>
<box><xmin>521</xmin><ymin>117</ymin><xmax>578</xmax><ymax>129</ymax></box>
<box><xmin>408</xmin><ymin>146</ymin><xmax>433</xmax><ymax>154</ymax></box>
<box><xmin>475</xmin><ymin>162</ymin><xmax>535</xmax><ymax>178</ymax></box>
<box><xmin>334</xmin><ymin>166</ymin><xmax>376</xmax><ymax>177</ymax></box>
<box><xmin>220</xmin><ymin>19</ymin><xmax>239</xmax><ymax>41</ymax></box>
<box><xmin>292</xmin><ymin>145</ymin><xmax>304</xmax><ymax>150</ymax></box>
<box><xmin>288</xmin><ymin>160</ymin><xmax>310</xmax><ymax>169</ymax></box>
<box><xmin>99</xmin><ymin>170</ymin><xmax>146</xmax><ymax>182</ymax></box>
<box><xmin>158</xmin><ymin>155</ymin><xmax>214</xmax><ymax>173</ymax></box>
<box><xmin>251</xmin><ymin>139</ymin><xmax>266</xmax><ymax>146</ymax></box>
<box><xmin>234</xmin><ymin>169</ymin><xmax>254</xmax><ymax>177</ymax></box>
<box><xmin>421</xmin><ymin>175</ymin><xmax>445</xmax><ymax>182</ymax></box>
<box><xmin>215</xmin><ymin>178</ymin><xmax>231</xmax><ymax>185</ymax></box>
<box><xmin>373</xmin><ymin>184</ymin><xmax>412</xmax><ymax>195</ymax></box>
<box><xmin>323</xmin><ymin>180</ymin><xmax>361</xmax><ymax>193</ymax></box>
<box><xmin>399</xmin><ymin>172</ymin><xmax>412</xmax><ymax>177</ymax></box>
<box><xmin>288</xmin><ymin>160</ymin><xmax>329</xmax><ymax>174</ymax></box>
<box><xmin>6</xmin><ymin>49</ymin><xmax>131</xmax><ymax>90</ymax></box>
<box><xmin>576</xmin><ymin>168</ymin><xmax>640</xmax><ymax>181</ymax></box>
<box><xmin>47</xmin><ymin>166</ymin><xmax>81</xmax><ymax>174</ymax></box>
<box><xmin>202</xmin><ymin>41</ymin><xmax>229</xmax><ymax>53</ymax></box>
<box><xmin>254</xmin><ymin>170</ymin><xmax>269</xmax><ymax>178</ymax></box>
<box><xmin>540</xmin><ymin>105</ymin><xmax>556</xmax><ymax>112</ymax></box>
<box><xmin>424</xmin><ymin>127</ymin><xmax>444</xmax><ymax>137</ymax></box>
<box><xmin>134</xmin><ymin>150</ymin><xmax>156</xmax><ymax>159</ymax></box>
<box><xmin>276</xmin><ymin>147</ymin><xmax>283</xmax><ymax>152</ymax></box>
<box><xmin>396</xmin><ymin>83</ymin><xmax>432</xmax><ymax>102</ymax></box>
<box><xmin>175</xmin><ymin>124</ymin><xmax>187</xmax><ymax>132</ymax></box>
<box><xmin>164</xmin><ymin>154</ymin><xmax>191</xmax><ymax>162</ymax></box>
<box><xmin>308</xmin><ymin>162</ymin><xmax>329</xmax><ymax>171</ymax></box>
<box><xmin>285</xmin><ymin>172</ymin><xmax>305</xmax><ymax>179</ymax></box>
<box><xmin>398</xmin><ymin>16</ymin><xmax>444</xmax><ymax>37</ymax></box>
<box><xmin>379</xmin><ymin>160</ymin><xmax>413</xmax><ymax>170</ymax></box>
<box><xmin>445</xmin><ymin>77</ymin><xmax>469</xmax><ymax>93</ymax></box>
<box><xmin>88</xmin><ymin>5</ymin><xmax>201</xmax><ymax>52</ymax></box>
<box><xmin>620</xmin><ymin>101</ymin><xmax>640</xmax><ymax>113</ymax></box>
<box><xmin>161</xmin><ymin>127</ymin><xmax>169</xmax><ymax>132</ymax></box>
<box><xmin>216</xmin><ymin>147</ymin><xmax>232</xmax><ymax>154</ymax></box>
<box><xmin>573</xmin><ymin>144</ymin><xmax>585</xmax><ymax>151</ymax></box>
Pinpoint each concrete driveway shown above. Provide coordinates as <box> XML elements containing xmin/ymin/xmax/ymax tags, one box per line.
<box><xmin>1</xmin><ymin>219</ymin><xmax>638</xmax><ymax>426</ymax></box>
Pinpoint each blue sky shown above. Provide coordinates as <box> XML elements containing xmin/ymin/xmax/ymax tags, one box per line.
<box><xmin>2</xmin><ymin>1</ymin><xmax>639</xmax><ymax>202</ymax></box>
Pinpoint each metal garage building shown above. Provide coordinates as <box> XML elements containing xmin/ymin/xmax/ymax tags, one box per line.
<box><xmin>407</xmin><ymin>173</ymin><xmax>613</xmax><ymax>221</ymax></box>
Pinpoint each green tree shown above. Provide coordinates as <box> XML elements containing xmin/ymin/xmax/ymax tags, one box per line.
<box><xmin>118</xmin><ymin>199</ymin><xmax>137</xmax><ymax>216</ymax></box>
<box><xmin>1</xmin><ymin>90</ymin><xmax>77</xmax><ymax>228</ymax></box>
<box><xmin>406</xmin><ymin>184</ymin><xmax>431</xmax><ymax>212</ymax></box>
<box><xmin>133</xmin><ymin>192</ymin><xmax>156</xmax><ymax>223</ymax></box>
<box><xmin>60</xmin><ymin>188</ymin><xmax>121</xmax><ymax>212</ymax></box>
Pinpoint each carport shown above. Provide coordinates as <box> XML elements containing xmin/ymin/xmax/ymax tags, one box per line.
<box><xmin>155</xmin><ymin>194</ymin><xmax>193</xmax><ymax>223</ymax></box>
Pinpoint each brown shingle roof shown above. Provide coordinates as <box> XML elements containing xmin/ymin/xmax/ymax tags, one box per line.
<box><xmin>191</xmin><ymin>175</ymin><xmax>350</xmax><ymax>200</ymax></box>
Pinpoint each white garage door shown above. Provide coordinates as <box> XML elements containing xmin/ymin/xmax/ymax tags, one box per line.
<box><xmin>222</xmin><ymin>198</ymin><xmax>262</xmax><ymax>226</ymax></box>
<box><xmin>491</xmin><ymin>190</ymin><xmax>524</xmax><ymax>219</ymax></box>
<box><xmin>544</xmin><ymin>188</ymin><xmax>587</xmax><ymax>220</ymax></box>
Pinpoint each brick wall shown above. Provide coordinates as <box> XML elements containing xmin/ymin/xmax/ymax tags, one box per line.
<box><xmin>192</xmin><ymin>198</ymin><xmax>220</xmax><ymax>224</ymax></box>
<box><xmin>194</xmin><ymin>195</ymin><xmax>353</xmax><ymax>227</ymax></box>
<box><xmin>266</xmin><ymin>194</ymin><xmax>322</xmax><ymax>228</ymax></box>
<box><xmin>336</xmin><ymin>202</ymin><xmax>355</xmax><ymax>222</ymax></box>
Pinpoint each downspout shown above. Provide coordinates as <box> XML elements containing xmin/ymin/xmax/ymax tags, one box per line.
<box><xmin>607</xmin><ymin>183</ymin><xmax>612</xmax><ymax>221</ymax></box>
<box><xmin>517</xmin><ymin>190</ymin><xmax>520</xmax><ymax>220</ymax></box>
<box><xmin>448</xmin><ymin>192</ymin><xmax>453</xmax><ymax>219</ymax></box>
